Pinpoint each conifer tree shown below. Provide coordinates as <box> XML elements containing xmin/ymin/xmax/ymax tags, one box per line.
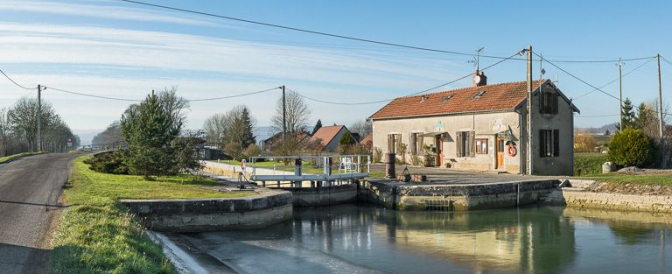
<box><xmin>312</xmin><ymin>119</ymin><xmax>322</xmax><ymax>135</ymax></box>
<box><xmin>241</xmin><ymin>106</ymin><xmax>256</xmax><ymax>147</ymax></box>
<box><xmin>121</xmin><ymin>91</ymin><xmax>181</xmax><ymax>178</ymax></box>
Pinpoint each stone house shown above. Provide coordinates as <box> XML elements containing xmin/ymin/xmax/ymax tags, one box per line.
<box><xmin>369</xmin><ymin>71</ymin><xmax>579</xmax><ymax>175</ymax></box>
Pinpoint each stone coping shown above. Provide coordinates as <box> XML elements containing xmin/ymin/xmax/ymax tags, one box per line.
<box><xmin>120</xmin><ymin>190</ymin><xmax>293</xmax><ymax>215</ymax></box>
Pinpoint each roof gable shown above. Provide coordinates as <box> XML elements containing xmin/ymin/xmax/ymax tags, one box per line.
<box><xmin>310</xmin><ymin>125</ymin><xmax>347</xmax><ymax>145</ymax></box>
<box><xmin>369</xmin><ymin>80</ymin><xmax>547</xmax><ymax>120</ymax></box>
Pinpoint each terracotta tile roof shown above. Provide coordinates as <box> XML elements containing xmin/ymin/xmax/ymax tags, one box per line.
<box><xmin>310</xmin><ymin>125</ymin><xmax>346</xmax><ymax>146</ymax></box>
<box><xmin>359</xmin><ymin>134</ymin><xmax>372</xmax><ymax>145</ymax></box>
<box><xmin>369</xmin><ymin>80</ymin><xmax>547</xmax><ymax>120</ymax></box>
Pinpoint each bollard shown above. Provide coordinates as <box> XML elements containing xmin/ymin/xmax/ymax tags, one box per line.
<box><xmin>294</xmin><ymin>158</ymin><xmax>302</xmax><ymax>188</ymax></box>
<box><xmin>385</xmin><ymin>153</ymin><xmax>396</xmax><ymax>179</ymax></box>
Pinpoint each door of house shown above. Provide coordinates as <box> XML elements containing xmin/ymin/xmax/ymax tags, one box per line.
<box><xmin>435</xmin><ymin>135</ymin><xmax>442</xmax><ymax>167</ymax></box>
<box><xmin>496</xmin><ymin>137</ymin><xmax>505</xmax><ymax>169</ymax></box>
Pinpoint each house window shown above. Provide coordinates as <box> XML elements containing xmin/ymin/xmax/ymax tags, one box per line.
<box><xmin>456</xmin><ymin>131</ymin><xmax>475</xmax><ymax>157</ymax></box>
<box><xmin>388</xmin><ymin>134</ymin><xmax>402</xmax><ymax>154</ymax></box>
<box><xmin>539</xmin><ymin>129</ymin><xmax>560</xmax><ymax>157</ymax></box>
<box><xmin>475</xmin><ymin>139</ymin><xmax>488</xmax><ymax>154</ymax></box>
<box><xmin>410</xmin><ymin>133</ymin><xmax>423</xmax><ymax>155</ymax></box>
<box><xmin>540</xmin><ymin>92</ymin><xmax>559</xmax><ymax>114</ymax></box>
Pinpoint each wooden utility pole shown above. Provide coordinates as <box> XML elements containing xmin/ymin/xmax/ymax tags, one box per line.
<box><xmin>618</xmin><ymin>58</ymin><xmax>624</xmax><ymax>132</ymax></box>
<box><xmin>37</xmin><ymin>84</ymin><xmax>43</xmax><ymax>152</ymax></box>
<box><xmin>281</xmin><ymin>85</ymin><xmax>287</xmax><ymax>151</ymax></box>
<box><xmin>657</xmin><ymin>54</ymin><xmax>664</xmax><ymax>138</ymax></box>
<box><xmin>526</xmin><ymin>45</ymin><xmax>533</xmax><ymax>175</ymax></box>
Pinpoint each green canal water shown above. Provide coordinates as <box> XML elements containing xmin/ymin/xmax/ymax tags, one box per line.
<box><xmin>197</xmin><ymin>205</ymin><xmax>671</xmax><ymax>274</ymax></box>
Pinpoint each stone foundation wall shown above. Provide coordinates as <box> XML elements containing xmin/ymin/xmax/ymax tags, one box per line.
<box><xmin>544</xmin><ymin>188</ymin><xmax>672</xmax><ymax>213</ymax></box>
<box><xmin>121</xmin><ymin>191</ymin><xmax>293</xmax><ymax>232</ymax></box>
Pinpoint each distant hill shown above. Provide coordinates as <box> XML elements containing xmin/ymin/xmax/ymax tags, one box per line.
<box><xmin>576</xmin><ymin>122</ymin><xmax>618</xmax><ymax>135</ymax></box>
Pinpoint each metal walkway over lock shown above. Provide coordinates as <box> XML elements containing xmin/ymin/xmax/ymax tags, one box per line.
<box><xmin>248</xmin><ymin>155</ymin><xmax>370</xmax><ymax>188</ymax></box>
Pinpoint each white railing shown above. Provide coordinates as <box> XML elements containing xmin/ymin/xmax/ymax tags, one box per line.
<box><xmin>247</xmin><ymin>155</ymin><xmax>371</xmax><ymax>185</ymax></box>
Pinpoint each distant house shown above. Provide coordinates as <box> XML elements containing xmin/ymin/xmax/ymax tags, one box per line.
<box><xmin>369</xmin><ymin>71</ymin><xmax>579</xmax><ymax>175</ymax></box>
<box><xmin>359</xmin><ymin>134</ymin><xmax>372</xmax><ymax>147</ymax></box>
<box><xmin>261</xmin><ymin>131</ymin><xmax>311</xmax><ymax>151</ymax></box>
<box><xmin>309</xmin><ymin>125</ymin><xmax>352</xmax><ymax>153</ymax></box>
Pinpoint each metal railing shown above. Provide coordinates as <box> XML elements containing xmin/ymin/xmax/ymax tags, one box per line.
<box><xmin>247</xmin><ymin>155</ymin><xmax>371</xmax><ymax>186</ymax></box>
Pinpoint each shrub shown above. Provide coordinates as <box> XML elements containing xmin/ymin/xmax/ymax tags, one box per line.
<box><xmin>410</xmin><ymin>154</ymin><xmax>422</xmax><ymax>166</ymax></box>
<box><xmin>574</xmin><ymin>133</ymin><xmax>598</xmax><ymax>153</ymax></box>
<box><xmin>373</xmin><ymin>147</ymin><xmax>383</xmax><ymax>163</ymax></box>
<box><xmin>607</xmin><ymin>128</ymin><xmax>657</xmax><ymax>167</ymax></box>
<box><xmin>83</xmin><ymin>150</ymin><xmax>129</xmax><ymax>174</ymax></box>
<box><xmin>574</xmin><ymin>153</ymin><xmax>607</xmax><ymax>176</ymax></box>
<box><xmin>245</xmin><ymin>144</ymin><xmax>261</xmax><ymax>158</ymax></box>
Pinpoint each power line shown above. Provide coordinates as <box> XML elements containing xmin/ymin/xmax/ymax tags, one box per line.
<box><xmin>661</xmin><ymin>55</ymin><xmax>672</xmax><ymax>66</ymax></box>
<box><xmin>0</xmin><ymin>69</ymin><xmax>35</xmax><ymax>90</ymax></box>
<box><xmin>119</xmin><ymin>0</ymin><xmax>653</xmax><ymax>64</ymax></box>
<box><xmin>295</xmin><ymin>51</ymin><xmax>519</xmax><ymax>105</ymax></box>
<box><xmin>573</xmin><ymin>57</ymin><xmax>656</xmax><ymax>100</ymax></box>
<box><xmin>45</xmin><ymin>86</ymin><xmax>141</xmax><ymax>102</ymax></box>
<box><xmin>537</xmin><ymin>52</ymin><xmax>621</xmax><ymax>102</ymax></box>
<box><xmin>187</xmin><ymin>86</ymin><xmax>281</xmax><ymax>102</ymax></box>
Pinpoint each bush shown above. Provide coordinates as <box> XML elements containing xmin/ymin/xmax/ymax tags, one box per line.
<box><xmin>83</xmin><ymin>150</ymin><xmax>129</xmax><ymax>174</ymax></box>
<box><xmin>245</xmin><ymin>144</ymin><xmax>261</xmax><ymax>158</ymax></box>
<box><xmin>373</xmin><ymin>147</ymin><xmax>383</xmax><ymax>163</ymax></box>
<box><xmin>607</xmin><ymin>128</ymin><xmax>657</xmax><ymax>167</ymax></box>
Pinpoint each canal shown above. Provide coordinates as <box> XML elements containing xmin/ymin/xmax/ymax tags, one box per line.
<box><xmin>181</xmin><ymin>205</ymin><xmax>671</xmax><ymax>274</ymax></box>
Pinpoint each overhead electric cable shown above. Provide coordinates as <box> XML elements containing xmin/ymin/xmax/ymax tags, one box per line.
<box><xmin>294</xmin><ymin>52</ymin><xmax>519</xmax><ymax>105</ymax></box>
<box><xmin>536</xmin><ymin>52</ymin><xmax>621</xmax><ymax>102</ymax></box>
<box><xmin>187</xmin><ymin>86</ymin><xmax>281</xmax><ymax>102</ymax></box>
<box><xmin>573</xmin><ymin>57</ymin><xmax>655</xmax><ymax>100</ymax></box>
<box><xmin>0</xmin><ymin>69</ymin><xmax>35</xmax><ymax>90</ymax></box>
<box><xmin>118</xmin><ymin>0</ymin><xmax>653</xmax><ymax>64</ymax></box>
<box><xmin>45</xmin><ymin>86</ymin><xmax>141</xmax><ymax>102</ymax></box>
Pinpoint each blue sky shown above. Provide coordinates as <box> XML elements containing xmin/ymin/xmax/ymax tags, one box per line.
<box><xmin>0</xmin><ymin>0</ymin><xmax>671</xmax><ymax>144</ymax></box>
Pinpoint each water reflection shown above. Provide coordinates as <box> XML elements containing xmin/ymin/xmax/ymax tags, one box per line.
<box><xmin>196</xmin><ymin>205</ymin><xmax>672</xmax><ymax>274</ymax></box>
<box><xmin>284</xmin><ymin>205</ymin><xmax>576</xmax><ymax>274</ymax></box>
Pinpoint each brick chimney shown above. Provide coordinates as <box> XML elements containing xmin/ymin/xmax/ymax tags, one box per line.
<box><xmin>473</xmin><ymin>70</ymin><xmax>487</xmax><ymax>87</ymax></box>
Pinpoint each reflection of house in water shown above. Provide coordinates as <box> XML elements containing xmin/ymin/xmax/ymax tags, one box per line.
<box><xmin>292</xmin><ymin>206</ymin><xmax>576</xmax><ymax>274</ymax></box>
<box><xmin>373</xmin><ymin>207</ymin><xmax>576</xmax><ymax>274</ymax></box>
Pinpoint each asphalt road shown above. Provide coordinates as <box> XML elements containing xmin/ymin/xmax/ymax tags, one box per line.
<box><xmin>0</xmin><ymin>153</ymin><xmax>79</xmax><ymax>274</ymax></box>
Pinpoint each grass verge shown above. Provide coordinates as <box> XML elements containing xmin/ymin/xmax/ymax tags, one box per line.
<box><xmin>574</xmin><ymin>153</ymin><xmax>608</xmax><ymax>176</ymax></box>
<box><xmin>582</xmin><ymin>172</ymin><xmax>672</xmax><ymax>186</ymax></box>
<box><xmin>51</xmin><ymin>156</ymin><xmax>254</xmax><ymax>273</ymax></box>
<box><xmin>0</xmin><ymin>151</ymin><xmax>46</xmax><ymax>164</ymax></box>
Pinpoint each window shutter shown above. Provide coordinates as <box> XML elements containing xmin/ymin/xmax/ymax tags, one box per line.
<box><xmin>553</xmin><ymin>93</ymin><xmax>559</xmax><ymax>114</ymax></box>
<box><xmin>418</xmin><ymin>134</ymin><xmax>424</xmax><ymax>156</ymax></box>
<box><xmin>553</xmin><ymin>130</ymin><xmax>560</xmax><ymax>157</ymax></box>
<box><xmin>539</xmin><ymin>130</ymin><xmax>545</xmax><ymax>157</ymax></box>
<box><xmin>456</xmin><ymin>132</ymin><xmax>462</xmax><ymax>157</ymax></box>
<box><xmin>469</xmin><ymin>131</ymin><xmax>475</xmax><ymax>157</ymax></box>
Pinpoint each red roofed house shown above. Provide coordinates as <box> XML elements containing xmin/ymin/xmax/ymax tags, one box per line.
<box><xmin>309</xmin><ymin>125</ymin><xmax>352</xmax><ymax>153</ymax></box>
<box><xmin>369</xmin><ymin>71</ymin><xmax>579</xmax><ymax>175</ymax></box>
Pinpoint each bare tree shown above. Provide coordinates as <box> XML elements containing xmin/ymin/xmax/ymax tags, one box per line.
<box><xmin>0</xmin><ymin>108</ymin><xmax>12</xmax><ymax>156</ymax></box>
<box><xmin>203</xmin><ymin>113</ymin><xmax>228</xmax><ymax>147</ymax></box>
<box><xmin>271</xmin><ymin>90</ymin><xmax>310</xmax><ymax>134</ymax></box>
<box><xmin>349</xmin><ymin>120</ymin><xmax>372</xmax><ymax>137</ymax></box>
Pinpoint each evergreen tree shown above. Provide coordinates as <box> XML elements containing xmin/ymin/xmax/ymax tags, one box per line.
<box><xmin>619</xmin><ymin>98</ymin><xmax>636</xmax><ymax>130</ymax></box>
<box><xmin>121</xmin><ymin>91</ymin><xmax>181</xmax><ymax>178</ymax></box>
<box><xmin>635</xmin><ymin>102</ymin><xmax>654</xmax><ymax>130</ymax></box>
<box><xmin>241</xmin><ymin>107</ymin><xmax>256</xmax><ymax>147</ymax></box>
<box><xmin>312</xmin><ymin>119</ymin><xmax>322</xmax><ymax>135</ymax></box>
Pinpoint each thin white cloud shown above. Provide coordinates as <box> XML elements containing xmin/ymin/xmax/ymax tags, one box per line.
<box><xmin>0</xmin><ymin>0</ymin><xmax>221</xmax><ymax>26</ymax></box>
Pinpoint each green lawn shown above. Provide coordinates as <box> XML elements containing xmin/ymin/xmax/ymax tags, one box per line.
<box><xmin>0</xmin><ymin>151</ymin><xmax>45</xmax><ymax>164</ymax></box>
<box><xmin>582</xmin><ymin>173</ymin><xmax>672</xmax><ymax>186</ymax></box>
<box><xmin>51</xmin><ymin>156</ymin><xmax>253</xmax><ymax>273</ymax></box>
<box><xmin>574</xmin><ymin>153</ymin><xmax>608</xmax><ymax>176</ymax></box>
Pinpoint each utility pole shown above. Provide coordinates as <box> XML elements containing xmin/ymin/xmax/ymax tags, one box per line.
<box><xmin>37</xmin><ymin>85</ymin><xmax>44</xmax><ymax>152</ymax></box>
<box><xmin>657</xmin><ymin>54</ymin><xmax>664</xmax><ymax>138</ymax></box>
<box><xmin>525</xmin><ymin>45</ymin><xmax>533</xmax><ymax>175</ymax></box>
<box><xmin>618</xmin><ymin>58</ymin><xmax>624</xmax><ymax>132</ymax></box>
<box><xmin>281</xmin><ymin>85</ymin><xmax>286</xmax><ymax>151</ymax></box>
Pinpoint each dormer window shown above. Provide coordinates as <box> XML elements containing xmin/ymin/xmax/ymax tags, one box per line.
<box><xmin>474</xmin><ymin>91</ymin><xmax>486</xmax><ymax>99</ymax></box>
<box><xmin>420</xmin><ymin>96</ymin><xmax>429</xmax><ymax>102</ymax></box>
<box><xmin>541</xmin><ymin>91</ymin><xmax>558</xmax><ymax>114</ymax></box>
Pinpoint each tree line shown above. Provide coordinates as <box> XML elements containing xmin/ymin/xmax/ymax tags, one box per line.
<box><xmin>0</xmin><ymin>97</ymin><xmax>79</xmax><ymax>156</ymax></box>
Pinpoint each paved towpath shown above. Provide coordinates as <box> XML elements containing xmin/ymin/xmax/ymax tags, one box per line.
<box><xmin>0</xmin><ymin>153</ymin><xmax>79</xmax><ymax>274</ymax></box>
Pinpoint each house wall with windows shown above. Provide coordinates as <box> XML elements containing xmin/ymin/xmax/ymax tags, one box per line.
<box><xmin>530</xmin><ymin>84</ymin><xmax>575</xmax><ymax>175</ymax></box>
<box><xmin>372</xmin><ymin>111</ymin><xmax>523</xmax><ymax>173</ymax></box>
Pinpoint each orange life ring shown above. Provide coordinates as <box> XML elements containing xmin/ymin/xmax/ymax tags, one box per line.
<box><xmin>507</xmin><ymin>145</ymin><xmax>517</xmax><ymax>157</ymax></box>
